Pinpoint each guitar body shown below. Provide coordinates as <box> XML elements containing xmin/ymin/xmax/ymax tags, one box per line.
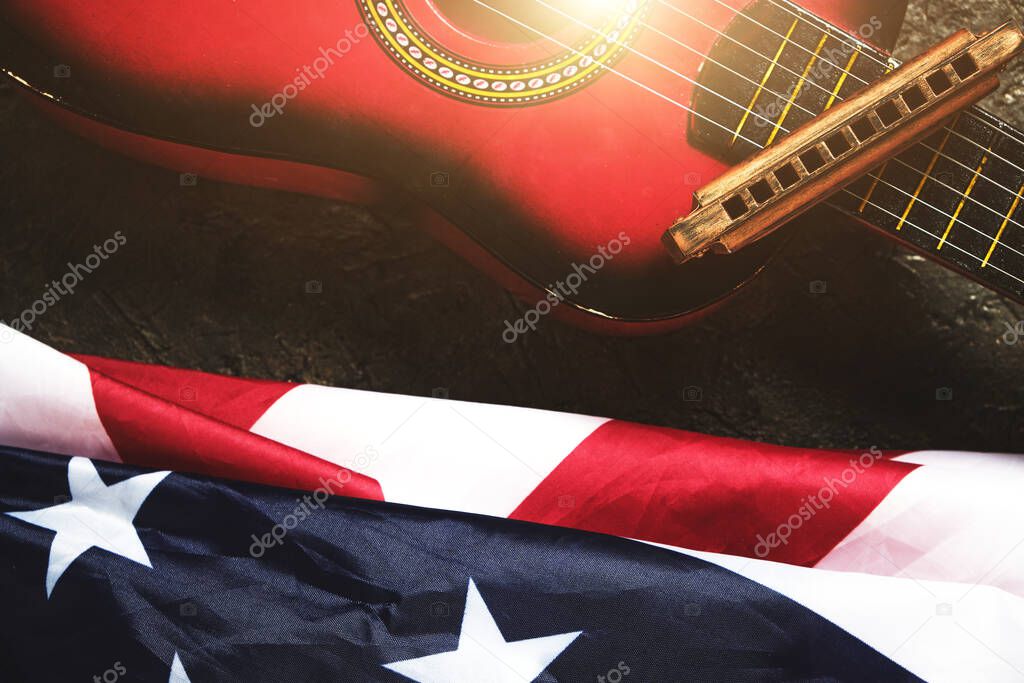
<box><xmin>0</xmin><ymin>0</ymin><xmax>908</xmax><ymax>333</ymax></box>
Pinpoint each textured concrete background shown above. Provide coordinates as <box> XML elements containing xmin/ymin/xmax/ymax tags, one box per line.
<box><xmin>1</xmin><ymin>0</ymin><xmax>1023</xmax><ymax>452</ymax></box>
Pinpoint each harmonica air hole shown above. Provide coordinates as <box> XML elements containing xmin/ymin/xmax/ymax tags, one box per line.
<box><xmin>774</xmin><ymin>163</ymin><xmax>801</xmax><ymax>189</ymax></box>
<box><xmin>951</xmin><ymin>52</ymin><xmax>980</xmax><ymax>79</ymax></box>
<box><xmin>926</xmin><ymin>68</ymin><xmax>954</xmax><ymax>94</ymax></box>
<box><xmin>722</xmin><ymin>194</ymin><xmax>749</xmax><ymax>220</ymax></box>
<box><xmin>850</xmin><ymin>116</ymin><xmax>877</xmax><ymax>142</ymax></box>
<box><xmin>748</xmin><ymin>179</ymin><xmax>775</xmax><ymax>204</ymax></box>
<box><xmin>876</xmin><ymin>100</ymin><xmax>903</xmax><ymax>127</ymax></box>
<box><xmin>798</xmin><ymin>147</ymin><xmax>827</xmax><ymax>173</ymax></box>
<box><xmin>824</xmin><ymin>131</ymin><xmax>853</xmax><ymax>158</ymax></box>
<box><xmin>902</xmin><ymin>84</ymin><xmax>928</xmax><ymax>111</ymax></box>
<box><xmin>664</xmin><ymin>24</ymin><xmax>1024</xmax><ymax>265</ymax></box>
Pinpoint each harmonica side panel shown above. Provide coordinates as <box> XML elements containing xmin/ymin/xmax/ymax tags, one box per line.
<box><xmin>665</xmin><ymin>23</ymin><xmax>1024</xmax><ymax>263</ymax></box>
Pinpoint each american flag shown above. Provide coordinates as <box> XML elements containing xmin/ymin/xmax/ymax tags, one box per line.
<box><xmin>1</xmin><ymin>323</ymin><xmax>1021</xmax><ymax>681</ymax></box>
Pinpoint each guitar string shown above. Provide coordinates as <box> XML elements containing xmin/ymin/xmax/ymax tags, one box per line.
<box><xmin>723</xmin><ymin>0</ymin><xmax>1024</xmax><ymax>171</ymax></box>
<box><xmin>531</xmin><ymin>1</ymin><xmax>791</xmax><ymax>134</ymax></box>
<box><xmin>680</xmin><ymin>0</ymin><xmax>872</xmax><ymax>100</ymax></box>
<box><xmin>764</xmin><ymin>0</ymin><xmax>1024</xmax><ymax>168</ymax></box>
<box><xmin>653</xmin><ymin>0</ymin><xmax>1024</xmax><ymax>272</ymax></box>
<box><xmin>467</xmin><ymin>0</ymin><xmax>1024</xmax><ymax>284</ymax></box>
<box><xmin>660</xmin><ymin>0</ymin><xmax>1024</xmax><ymax>184</ymax></box>
<box><xmin>651</xmin><ymin>0</ymin><xmax>1024</xmax><ymax>240</ymax></box>
<box><xmin>475</xmin><ymin>0</ymin><xmax>1024</xmax><ymax>282</ymax></box>
<box><xmin>749</xmin><ymin>0</ymin><xmax>1024</xmax><ymax>200</ymax></box>
<box><xmin>642</xmin><ymin>13</ymin><xmax>1024</xmax><ymax>247</ymax></box>
<box><xmin>532</xmin><ymin>0</ymin><xmax>1024</xmax><ymax>261</ymax></box>
<box><xmin>478</xmin><ymin>5</ymin><xmax>769</xmax><ymax>146</ymax></box>
<box><xmin>653</xmin><ymin>0</ymin><xmax>1023</xmax><ymax>207</ymax></box>
<box><xmin>712</xmin><ymin>0</ymin><xmax>1024</xmax><ymax>179</ymax></box>
<box><xmin>638</xmin><ymin>18</ymin><xmax>825</xmax><ymax>120</ymax></box>
<box><xmin>655</xmin><ymin>0</ymin><xmax>849</xmax><ymax>99</ymax></box>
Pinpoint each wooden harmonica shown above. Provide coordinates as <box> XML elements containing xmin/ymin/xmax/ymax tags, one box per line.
<box><xmin>663</xmin><ymin>22</ymin><xmax>1024</xmax><ymax>264</ymax></box>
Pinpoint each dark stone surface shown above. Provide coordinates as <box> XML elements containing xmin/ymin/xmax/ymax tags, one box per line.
<box><xmin>1</xmin><ymin>0</ymin><xmax>1023</xmax><ymax>452</ymax></box>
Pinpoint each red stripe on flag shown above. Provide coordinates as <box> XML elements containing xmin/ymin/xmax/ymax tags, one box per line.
<box><xmin>74</xmin><ymin>355</ymin><xmax>292</xmax><ymax>430</ymax></box>
<box><xmin>82</xmin><ymin>363</ymin><xmax>384</xmax><ymax>499</ymax></box>
<box><xmin>510</xmin><ymin>421</ymin><xmax>918</xmax><ymax>566</ymax></box>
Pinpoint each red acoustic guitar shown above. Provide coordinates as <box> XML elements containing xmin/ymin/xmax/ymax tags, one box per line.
<box><xmin>3</xmin><ymin>0</ymin><xmax>1023</xmax><ymax>333</ymax></box>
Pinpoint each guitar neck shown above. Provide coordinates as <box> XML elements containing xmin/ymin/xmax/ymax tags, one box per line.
<box><xmin>830</xmin><ymin>98</ymin><xmax>1024</xmax><ymax>302</ymax></box>
<box><xmin>690</xmin><ymin>0</ymin><xmax>1024</xmax><ymax>300</ymax></box>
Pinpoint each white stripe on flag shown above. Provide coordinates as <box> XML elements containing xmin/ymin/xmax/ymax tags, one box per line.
<box><xmin>0</xmin><ymin>325</ymin><xmax>118</xmax><ymax>462</ymax></box>
<box><xmin>816</xmin><ymin>450</ymin><xmax>1024</xmax><ymax>600</ymax></box>
<box><xmin>667</xmin><ymin>544</ymin><xmax>1024</xmax><ymax>683</ymax></box>
<box><xmin>251</xmin><ymin>384</ymin><xmax>608</xmax><ymax>516</ymax></box>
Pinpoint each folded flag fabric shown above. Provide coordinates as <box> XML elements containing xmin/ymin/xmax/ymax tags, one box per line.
<box><xmin>1</xmin><ymin>324</ymin><xmax>1023</xmax><ymax>680</ymax></box>
<box><xmin>0</xmin><ymin>446</ymin><xmax>952</xmax><ymax>681</ymax></box>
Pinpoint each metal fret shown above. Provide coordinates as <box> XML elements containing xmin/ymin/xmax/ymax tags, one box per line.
<box><xmin>896</xmin><ymin>122</ymin><xmax>958</xmax><ymax>229</ymax></box>
<box><xmin>765</xmin><ymin>33</ymin><xmax>829</xmax><ymax>146</ymax></box>
<box><xmin>816</xmin><ymin>40</ymin><xmax>1024</xmax><ymax>296</ymax></box>
<box><xmin>984</xmin><ymin>181</ymin><xmax>1024</xmax><ymax>267</ymax></box>
<box><xmin>692</xmin><ymin>1</ymin><xmax>873</xmax><ymax>155</ymax></box>
<box><xmin>824</xmin><ymin>50</ymin><xmax>859</xmax><ymax>111</ymax></box>
<box><xmin>947</xmin><ymin>125</ymin><xmax>1024</xmax><ymax>276</ymax></box>
<box><xmin>858</xmin><ymin>161</ymin><xmax>890</xmax><ymax>214</ymax></box>
<box><xmin>731</xmin><ymin>18</ymin><xmax>799</xmax><ymax>146</ymax></box>
<box><xmin>938</xmin><ymin>150</ymin><xmax>990</xmax><ymax>250</ymax></box>
<box><xmin>875</xmin><ymin>112</ymin><xmax>1024</xmax><ymax>293</ymax></box>
<box><xmin>687</xmin><ymin>0</ymin><xmax>1024</xmax><ymax>299</ymax></box>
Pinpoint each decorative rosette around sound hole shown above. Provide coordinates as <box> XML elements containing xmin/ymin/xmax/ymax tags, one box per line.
<box><xmin>359</xmin><ymin>0</ymin><xmax>648</xmax><ymax>106</ymax></box>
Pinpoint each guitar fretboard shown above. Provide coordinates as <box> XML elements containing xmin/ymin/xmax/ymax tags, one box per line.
<box><xmin>688</xmin><ymin>0</ymin><xmax>1024</xmax><ymax>299</ymax></box>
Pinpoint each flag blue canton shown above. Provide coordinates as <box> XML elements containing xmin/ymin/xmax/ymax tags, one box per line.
<box><xmin>0</xmin><ymin>446</ymin><xmax>918</xmax><ymax>682</ymax></box>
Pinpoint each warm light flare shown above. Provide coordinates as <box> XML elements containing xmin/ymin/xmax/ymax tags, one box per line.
<box><xmin>557</xmin><ymin>0</ymin><xmax>634</xmax><ymax>24</ymax></box>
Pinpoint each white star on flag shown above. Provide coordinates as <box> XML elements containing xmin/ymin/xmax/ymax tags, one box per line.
<box><xmin>169</xmin><ymin>652</ymin><xmax>191</xmax><ymax>682</ymax></box>
<box><xmin>6</xmin><ymin>456</ymin><xmax>169</xmax><ymax>597</ymax></box>
<box><xmin>384</xmin><ymin>578</ymin><xmax>581</xmax><ymax>683</ymax></box>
